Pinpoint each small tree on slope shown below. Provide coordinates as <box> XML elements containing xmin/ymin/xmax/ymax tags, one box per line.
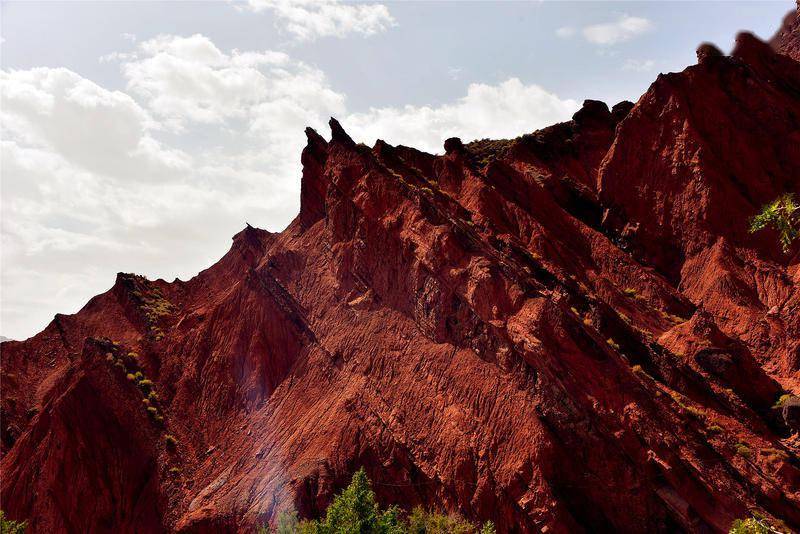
<box><xmin>749</xmin><ymin>193</ymin><xmax>800</xmax><ymax>253</ymax></box>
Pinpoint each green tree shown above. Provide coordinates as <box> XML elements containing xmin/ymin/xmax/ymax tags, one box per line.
<box><xmin>258</xmin><ymin>472</ymin><xmax>492</xmax><ymax>534</ymax></box>
<box><xmin>0</xmin><ymin>511</ymin><xmax>26</xmax><ymax>534</ymax></box>
<box><xmin>306</xmin><ymin>468</ymin><xmax>403</xmax><ymax>534</ymax></box>
<box><xmin>749</xmin><ymin>193</ymin><xmax>800</xmax><ymax>253</ymax></box>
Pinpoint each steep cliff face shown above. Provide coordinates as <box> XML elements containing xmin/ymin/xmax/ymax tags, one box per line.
<box><xmin>2</xmin><ymin>16</ymin><xmax>800</xmax><ymax>534</ymax></box>
<box><xmin>772</xmin><ymin>2</ymin><xmax>800</xmax><ymax>61</ymax></box>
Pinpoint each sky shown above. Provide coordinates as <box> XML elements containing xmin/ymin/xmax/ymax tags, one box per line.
<box><xmin>0</xmin><ymin>0</ymin><xmax>793</xmax><ymax>341</ymax></box>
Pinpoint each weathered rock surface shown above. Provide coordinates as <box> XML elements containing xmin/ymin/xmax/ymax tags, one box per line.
<box><xmin>772</xmin><ymin>2</ymin><xmax>800</xmax><ymax>61</ymax></box>
<box><xmin>2</xmin><ymin>11</ymin><xmax>800</xmax><ymax>533</ymax></box>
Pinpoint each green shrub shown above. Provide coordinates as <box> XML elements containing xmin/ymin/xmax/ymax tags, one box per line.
<box><xmin>707</xmin><ymin>425</ymin><xmax>724</xmax><ymax>435</ymax></box>
<box><xmin>126</xmin><ymin>373</ymin><xmax>136</xmax><ymax>381</ymax></box>
<box><xmin>148</xmin><ymin>391</ymin><xmax>160</xmax><ymax>402</ymax></box>
<box><xmin>0</xmin><ymin>510</ymin><xmax>26</xmax><ymax>533</ymax></box>
<box><xmin>606</xmin><ymin>338</ymin><xmax>620</xmax><ymax>350</ymax></box>
<box><xmin>735</xmin><ymin>443</ymin><xmax>752</xmax><ymax>459</ymax></box>
<box><xmin>761</xmin><ymin>448</ymin><xmax>789</xmax><ymax>462</ymax></box>
<box><xmin>265</xmin><ymin>511</ymin><xmax>300</xmax><ymax>534</ymax></box>
<box><xmin>623</xmin><ymin>288</ymin><xmax>637</xmax><ymax>297</ymax></box>
<box><xmin>406</xmin><ymin>507</ymin><xmax>475</xmax><ymax>534</ymax></box>
<box><xmin>729</xmin><ymin>514</ymin><xmax>785</xmax><ymax>533</ymax></box>
<box><xmin>309</xmin><ymin>468</ymin><xmax>403</xmax><ymax>533</ymax></box>
<box><xmin>268</xmin><ymin>472</ymin><xmax>494</xmax><ymax>534</ymax></box>
<box><xmin>147</xmin><ymin>406</ymin><xmax>159</xmax><ymax>417</ymax></box>
<box><xmin>134</xmin><ymin>371</ymin><xmax>144</xmax><ymax>381</ymax></box>
<box><xmin>138</xmin><ymin>379</ymin><xmax>154</xmax><ymax>392</ymax></box>
<box><xmin>773</xmin><ymin>394</ymin><xmax>791</xmax><ymax>408</ymax></box>
<box><xmin>749</xmin><ymin>193</ymin><xmax>799</xmax><ymax>253</ymax></box>
<box><xmin>168</xmin><ymin>467</ymin><xmax>181</xmax><ymax>476</ymax></box>
<box><xmin>165</xmin><ymin>434</ymin><xmax>178</xmax><ymax>448</ymax></box>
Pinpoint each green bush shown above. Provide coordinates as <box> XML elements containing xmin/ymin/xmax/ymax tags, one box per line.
<box><xmin>749</xmin><ymin>193</ymin><xmax>799</xmax><ymax>253</ymax></box>
<box><xmin>735</xmin><ymin>443</ymin><xmax>752</xmax><ymax>459</ymax></box>
<box><xmin>406</xmin><ymin>507</ymin><xmax>475</xmax><ymax>534</ymax></box>
<box><xmin>0</xmin><ymin>511</ymin><xmax>26</xmax><ymax>533</ymax></box>
<box><xmin>773</xmin><ymin>394</ymin><xmax>792</xmax><ymax>408</ymax></box>
<box><xmin>262</xmin><ymin>470</ymin><xmax>495</xmax><ymax>534</ymax></box>
<box><xmin>138</xmin><ymin>379</ymin><xmax>154</xmax><ymax>393</ymax></box>
<box><xmin>309</xmin><ymin>468</ymin><xmax>403</xmax><ymax>533</ymax></box>
<box><xmin>729</xmin><ymin>514</ymin><xmax>785</xmax><ymax>534</ymax></box>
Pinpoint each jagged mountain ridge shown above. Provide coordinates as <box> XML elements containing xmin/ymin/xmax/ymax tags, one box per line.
<box><xmin>2</xmin><ymin>13</ymin><xmax>800</xmax><ymax>534</ymax></box>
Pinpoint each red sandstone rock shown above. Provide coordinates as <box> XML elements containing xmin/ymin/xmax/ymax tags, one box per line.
<box><xmin>2</xmin><ymin>19</ymin><xmax>800</xmax><ymax>534</ymax></box>
<box><xmin>771</xmin><ymin>2</ymin><xmax>800</xmax><ymax>61</ymax></box>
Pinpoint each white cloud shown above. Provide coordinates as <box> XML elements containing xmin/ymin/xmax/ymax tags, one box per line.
<box><xmin>0</xmin><ymin>68</ymin><xmax>187</xmax><ymax>181</ymax></box>
<box><xmin>1</xmin><ymin>33</ymin><xmax>576</xmax><ymax>340</ymax></box>
<box><xmin>622</xmin><ymin>59</ymin><xmax>655</xmax><ymax>72</ymax></box>
<box><xmin>242</xmin><ymin>0</ymin><xmax>396</xmax><ymax>41</ymax></box>
<box><xmin>346</xmin><ymin>78</ymin><xmax>579</xmax><ymax>153</ymax></box>
<box><xmin>119</xmin><ymin>34</ymin><xmax>332</xmax><ymax>130</ymax></box>
<box><xmin>555</xmin><ymin>26</ymin><xmax>576</xmax><ymax>38</ymax></box>
<box><xmin>121</xmin><ymin>32</ymin><xmax>137</xmax><ymax>42</ymax></box>
<box><xmin>582</xmin><ymin>15</ymin><xmax>653</xmax><ymax>45</ymax></box>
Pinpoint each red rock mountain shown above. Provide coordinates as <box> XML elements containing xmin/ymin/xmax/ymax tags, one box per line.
<box><xmin>2</xmin><ymin>11</ymin><xmax>800</xmax><ymax>534</ymax></box>
<box><xmin>773</xmin><ymin>2</ymin><xmax>800</xmax><ymax>61</ymax></box>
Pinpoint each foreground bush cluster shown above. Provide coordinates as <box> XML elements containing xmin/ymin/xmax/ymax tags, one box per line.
<box><xmin>259</xmin><ymin>469</ymin><xmax>495</xmax><ymax>534</ymax></box>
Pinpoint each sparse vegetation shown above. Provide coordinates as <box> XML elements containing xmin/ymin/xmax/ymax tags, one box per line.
<box><xmin>773</xmin><ymin>394</ymin><xmax>792</xmax><ymax>408</ymax></box>
<box><xmin>749</xmin><ymin>193</ymin><xmax>799</xmax><ymax>253</ymax></box>
<box><xmin>258</xmin><ymin>469</ymin><xmax>494</xmax><ymax>534</ymax></box>
<box><xmin>735</xmin><ymin>443</ymin><xmax>753</xmax><ymax>459</ymax></box>
<box><xmin>659</xmin><ymin>310</ymin><xmax>686</xmax><ymax>324</ymax></box>
<box><xmin>0</xmin><ymin>510</ymin><xmax>26</xmax><ymax>533</ymax></box>
<box><xmin>761</xmin><ymin>448</ymin><xmax>789</xmax><ymax>463</ymax></box>
<box><xmin>668</xmin><ymin>390</ymin><xmax>704</xmax><ymax>419</ymax></box>
<box><xmin>730</xmin><ymin>514</ymin><xmax>786</xmax><ymax>534</ymax></box>
<box><xmin>121</xmin><ymin>274</ymin><xmax>175</xmax><ymax>339</ymax></box>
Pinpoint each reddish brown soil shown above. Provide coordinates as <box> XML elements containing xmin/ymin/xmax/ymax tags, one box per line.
<box><xmin>2</xmin><ymin>13</ymin><xmax>800</xmax><ymax>534</ymax></box>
